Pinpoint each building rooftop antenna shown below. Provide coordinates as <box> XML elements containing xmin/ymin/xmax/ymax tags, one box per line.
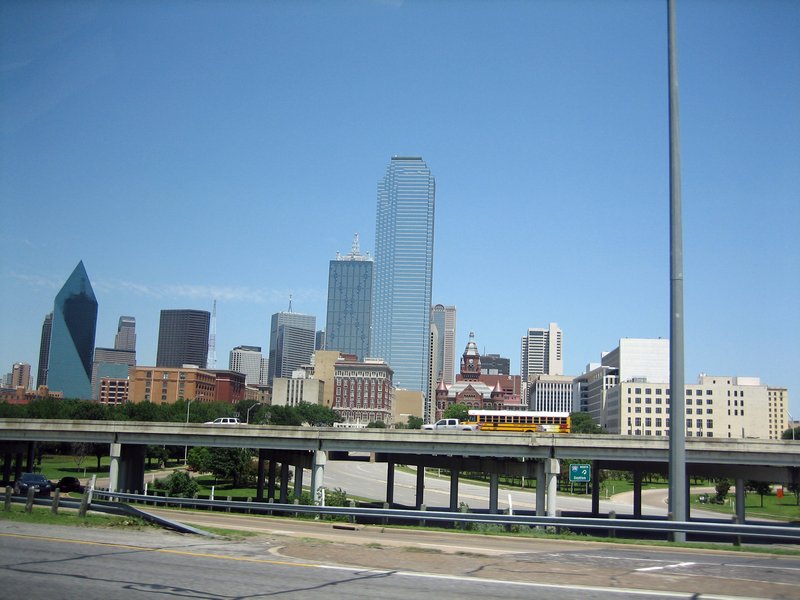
<box><xmin>288</xmin><ymin>294</ymin><xmax>293</xmax><ymax>313</ymax></box>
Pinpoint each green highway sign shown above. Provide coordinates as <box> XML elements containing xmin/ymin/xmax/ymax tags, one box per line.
<box><xmin>569</xmin><ymin>463</ymin><xmax>591</xmax><ymax>483</ymax></box>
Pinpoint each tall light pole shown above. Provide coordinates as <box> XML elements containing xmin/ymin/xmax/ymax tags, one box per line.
<box><xmin>184</xmin><ymin>398</ymin><xmax>195</xmax><ymax>464</ymax></box>
<box><xmin>667</xmin><ymin>0</ymin><xmax>687</xmax><ymax>543</ymax></box>
<box><xmin>246</xmin><ymin>402</ymin><xmax>260</xmax><ymax>424</ymax></box>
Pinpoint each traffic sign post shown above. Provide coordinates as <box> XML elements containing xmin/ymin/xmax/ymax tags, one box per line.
<box><xmin>569</xmin><ymin>464</ymin><xmax>591</xmax><ymax>483</ymax></box>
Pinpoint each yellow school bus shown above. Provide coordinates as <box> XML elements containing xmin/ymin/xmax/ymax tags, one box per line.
<box><xmin>467</xmin><ymin>410</ymin><xmax>571</xmax><ymax>433</ymax></box>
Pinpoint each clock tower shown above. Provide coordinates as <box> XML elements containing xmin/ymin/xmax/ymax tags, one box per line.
<box><xmin>459</xmin><ymin>331</ymin><xmax>481</xmax><ymax>381</ymax></box>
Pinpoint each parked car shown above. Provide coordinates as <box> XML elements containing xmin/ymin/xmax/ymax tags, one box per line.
<box><xmin>204</xmin><ymin>417</ymin><xmax>242</xmax><ymax>425</ymax></box>
<box><xmin>14</xmin><ymin>473</ymin><xmax>53</xmax><ymax>497</ymax></box>
<box><xmin>54</xmin><ymin>476</ymin><xmax>84</xmax><ymax>494</ymax></box>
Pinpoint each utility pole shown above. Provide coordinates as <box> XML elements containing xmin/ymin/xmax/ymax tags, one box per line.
<box><xmin>667</xmin><ymin>0</ymin><xmax>687</xmax><ymax>542</ymax></box>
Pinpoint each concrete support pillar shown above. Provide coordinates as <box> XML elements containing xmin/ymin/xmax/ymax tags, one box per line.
<box><xmin>267</xmin><ymin>459</ymin><xmax>277</xmax><ymax>500</ymax></box>
<box><xmin>256</xmin><ymin>450</ymin><xmax>266</xmax><ymax>501</ymax></box>
<box><xmin>13</xmin><ymin>453</ymin><xmax>23</xmax><ymax>481</ymax></box>
<box><xmin>489</xmin><ymin>472</ymin><xmax>499</xmax><ymax>514</ymax></box>
<box><xmin>415</xmin><ymin>466</ymin><xmax>425</xmax><ymax>509</ymax></box>
<box><xmin>2</xmin><ymin>453</ymin><xmax>11</xmax><ymax>484</ymax></box>
<box><xmin>545</xmin><ymin>458</ymin><xmax>560</xmax><ymax>517</ymax></box>
<box><xmin>535</xmin><ymin>460</ymin><xmax>546</xmax><ymax>516</ymax></box>
<box><xmin>386</xmin><ymin>461</ymin><xmax>395</xmax><ymax>505</ymax></box>
<box><xmin>279</xmin><ymin>462</ymin><xmax>290</xmax><ymax>503</ymax></box>
<box><xmin>449</xmin><ymin>470</ymin><xmax>460</xmax><ymax>511</ymax></box>
<box><xmin>735</xmin><ymin>478</ymin><xmax>746</xmax><ymax>524</ymax></box>
<box><xmin>119</xmin><ymin>445</ymin><xmax>146</xmax><ymax>493</ymax></box>
<box><xmin>633</xmin><ymin>469</ymin><xmax>643</xmax><ymax>518</ymax></box>
<box><xmin>294</xmin><ymin>465</ymin><xmax>304</xmax><ymax>500</ymax></box>
<box><xmin>591</xmin><ymin>460</ymin><xmax>601</xmax><ymax>516</ymax></box>
<box><xmin>108</xmin><ymin>443</ymin><xmax>122</xmax><ymax>492</ymax></box>
<box><xmin>310</xmin><ymin>450</ymin><xmax>326</xmax><ymax>505</ymax></box>
<box><xmin>25</xmin><ymin>443</ymin><xmax>35</xmax><ymax>472</ymax></box>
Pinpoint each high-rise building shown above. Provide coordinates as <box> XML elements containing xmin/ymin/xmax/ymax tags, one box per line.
<box><xmin>36</xmin><ymin>313</ymin><xmax>53</xmax><ymax>388</ymax></box>
<box><xmin>156</xmin><ymin>309</ymin><xmax>210</xmax><ymax>369</ymax></box>
<box><xmin>114</xmin><ymin>316</ymin><xmax>136</xmax><ymax>352</ymax></box>
<box><xmin>521</xmin><ymin>323</ymin><xmax>563</xmax><ymax>381</ymax></box>
<box><xmin>47</xmin><ymin>261</ymin><xmax>98</xmax><ymax>399</ymax></box>
<box><xmin>10</xmin><ymin>363</ymin><xmax>31</xmax><ymax>390</ymax></box>
<box><xmin>325</xmin><ymin>234</ymin><xmax>373</xmax><ymax>361</ymax></box>
<box><xmin>481</xmin><ymin>353</ymin><xmax>510</xmax><ymax>376</ymax></box>
<box><xmin>229</xmin><ymin>345</ymin><xmax>267</xmax><ymax>385</ymax></box>
<box><xmin>267</xmin><ymin>310</ymin><xmax>316</xmax><ymax>385</ymax></box>
<box><xmin>372</xmin><ymin>156</ymin><xmax>435</xmax><ymax>395</ymax></box>
<box><xmin>430</xmin><ymin>304</ymin><xmax>456</xmax><ymax>385</ymax></box>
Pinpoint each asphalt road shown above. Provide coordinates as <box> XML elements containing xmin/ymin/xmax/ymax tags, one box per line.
<box><xmin>1</xmin><ymin>519</ymin><xmax>798</xmax><ymax>600</ymax></box>
<box><xmin>321</xmin><ymin>459</ymin><xmax>724</xmax><ymax>519</ymax></box>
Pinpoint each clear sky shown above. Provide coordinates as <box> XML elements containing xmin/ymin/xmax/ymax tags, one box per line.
<box><xmin>1</xmin><ymin>1</ymin><xmax>798</xmax><ymax>417</ymax></box>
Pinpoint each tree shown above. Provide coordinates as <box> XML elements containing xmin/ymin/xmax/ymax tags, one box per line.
<box><xmin>367</xmin><ymin>421</ymin><xmax>387</xmax><ymax>428</ymax></box>
<box><xmin>296</xmin><ymin>402</ymin><xmax>340</xmax><ymax>426</ymax></box>
<box><xmin>207</xmin><ymin>448</ymin><xmax>255</xmax><ymax>487</ymax></box>
<box><xmin>782</xmin><ymin>426</ymin><xmax>800</xmax><ymax>440</ymax></box>
<box><xmin>186</xmin><ymin>447</ymin><xmax>211</xmax><ymax>473</ymax></box>
<box><xmin>161</xmin><ymin>471</ymin><xmax>199</xmax><ymax>498</ymax></box>
<box><xmin>443</xmin><ymin>403</ymin><xmax>469</xmax><ymax>421</ymax></box>
<box><xmin>406</xmin><ymin>416</ymin><xmax>424</xmax><ymax>430</ymax></box>
<box><xmin>146</xmin><ymin>445</ymin><xmax>170</xmax><ymax>468</ymax></box>
<box><xmin>715</xmin><ymin>479</ymin><xmax>731</xmax><ymax>504</ymax></box>
<box><xmin>569</xmin><ymin>412</ymin><xmax>604</xmax><ymax>434</ymax></box>
<box><xmin>745</xmin><ymin>480</ymin><xmax>772</xmax><ymax>507</ymax></box>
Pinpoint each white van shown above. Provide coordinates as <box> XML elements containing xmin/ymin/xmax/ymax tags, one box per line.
<box><xmin>204</xmin><ymin>417</ymin><xmax>242</xmax><ymax>425</ymax></box>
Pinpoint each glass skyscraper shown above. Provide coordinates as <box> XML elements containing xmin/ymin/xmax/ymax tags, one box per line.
<box><xmin>47</xmin><ymin>261</ymin><xmax>98</xmax><ymax>399</ymax></box>
<box><xmin>325</xmin><ymin>234</ymin><xmax>373</xmax><ymax>361</ymax></box>
<box><xmin>372</xmin><ymin>156</ymin><xmax>435</xmax><ymax>394</ymax></box>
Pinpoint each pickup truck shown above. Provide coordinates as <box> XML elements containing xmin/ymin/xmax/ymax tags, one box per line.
<box><xmin>421</xmin><ymin>418</ymin><xmax>480</xmax><ymax>431</ymax></box>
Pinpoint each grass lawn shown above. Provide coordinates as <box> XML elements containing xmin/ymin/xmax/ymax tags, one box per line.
<box><xmin>32</xmin><ymin>455</ymin><xmax>184</xmax><ymax>483</ymax></box>
<box><xmin>0</xmin><ymin>503</ymin><xmax>149</xmax><ymax>528</ymax></box>
<box><xmin>691</xmin><ymin>491</ymin><xmax>800</xmax><ymax>522</ymax></box>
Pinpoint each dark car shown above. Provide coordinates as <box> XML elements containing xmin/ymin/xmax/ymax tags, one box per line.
<box><xmin>54</xmin><ymin>476</ymin><xmax>84</xmax><ymax>494</ymax></box>
<box><xmin>14</xmin><ymin>473</ymin><xmax>53</xmax><ymax>497</ymax></box>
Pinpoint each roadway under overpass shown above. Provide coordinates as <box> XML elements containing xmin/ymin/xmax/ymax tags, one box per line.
<box><xmin>1</xmin><ymin>419</ymin><xmax>798</xmax><ymax>523</ymax></box>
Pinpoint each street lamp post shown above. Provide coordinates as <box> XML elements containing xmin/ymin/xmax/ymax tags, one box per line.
<box><xmin>184</xmin><ymin>398</ymin><xmax>195</xmax><ymax>464</ymax></box>
<box><xmin>246</xmin><ymin>402</ymin><xmax>260</xmax><ymax>424</ymax></box>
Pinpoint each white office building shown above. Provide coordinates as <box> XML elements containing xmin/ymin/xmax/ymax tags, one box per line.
<box><xmin>229</xmin><ymin>345</ymin><xmax>268</xmax><ymax>386</ymax></box>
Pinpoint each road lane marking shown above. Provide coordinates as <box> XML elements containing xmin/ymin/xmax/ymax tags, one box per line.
<box><xmin>0</xmin><ymin>532</ymin><xmax>773</xmax><ymax>600</ymax></box>
<box><xmin>636</xmin><ymin>562</ymin><xmax>696</xmax><ymax>572</ymax></box>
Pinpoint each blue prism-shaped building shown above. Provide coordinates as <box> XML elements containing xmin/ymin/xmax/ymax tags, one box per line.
<box><xmin>47</xmin><ymin>261</ymin><xmax>98</xmax><ymax>399</ymax></box>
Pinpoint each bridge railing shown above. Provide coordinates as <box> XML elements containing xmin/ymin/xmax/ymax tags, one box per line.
<box><xmin>89</xmin><ymin>489</ymin><xmax>799</xmax><ymax>543</ymax></box>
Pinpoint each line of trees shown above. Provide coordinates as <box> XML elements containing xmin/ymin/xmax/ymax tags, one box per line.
<box><xmin>0</xmin><ymin>397</ymin><xmax>340</xmax><ymax>427</ymax></box>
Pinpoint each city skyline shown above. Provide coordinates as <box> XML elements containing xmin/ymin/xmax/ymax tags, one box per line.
<box><xmin>1</xmin><ymin>2</ymin><xmax>797</xmax><ymax>417</ymax></box>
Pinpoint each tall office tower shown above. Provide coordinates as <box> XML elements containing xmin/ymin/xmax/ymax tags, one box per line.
<box><xmin>315</xmin><ymin>330</ymin><xmax>326</xmax><ymax>351</ymax></box>
<box><xmin>430</xmin><ymin>304</ymin><xmax>456</xmax><ymax>385</ymax></box>
<box><xmin>156</xmin><ymin>309</ymin><xmax>210</xmax><ymax>369</ymax></box>
<box><xmin>325</xmin><ymin>234</ymin><xmax>374</xmax><ymax>361</ymax></box>
<box><xmin>36</xmin><ymin>312</ymin><xmax>53</xmax><ymax>388</ymax></box>
<box><xmin>114</xmin><ymin>316</ymin><xmax>136</xmax><ymax>352</ymax></box>
<box><xmin>521</xmin><ymin>323</ymin><xmax>563</xmax><ymax>382</ymax></box>
<box><xmin>47</xmin><ymin>261</ymin><xmax>98</xmax><ymax>399</ymax></box>
<box><xmin>267</xmin><ymin>310</ymin><xmax>316</xmax><ymax>385</ymax></box>
<box><xmin>229</xmin><ymin>345</ymin><xmax>267</xmax><ymax>385</ymax></box>
<box><xmin>11</xmin><ymin>363</ymin><xmax>31</xmax><ymax>390</ymax></box>
<box><xmin>372</xmin><ymin>156</ymin><xmax>435</xmax><ymax>395</ymax></box>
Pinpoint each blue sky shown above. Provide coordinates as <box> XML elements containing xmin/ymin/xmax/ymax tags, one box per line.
<box><xmin>1</xmin><ymin>1</ymin><xmax>798</xmax><ymax>417</ymax></box>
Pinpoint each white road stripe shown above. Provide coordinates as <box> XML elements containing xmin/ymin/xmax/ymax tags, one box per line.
<box><xmin>636</xmin><ymin>561</ymin><xmax>696</xmax><ymax>572</ymax></box>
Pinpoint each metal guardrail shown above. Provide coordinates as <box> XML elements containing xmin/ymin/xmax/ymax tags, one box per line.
<box><xmin>91</xmin><ymin>490</ymin><xmax>800</xmax><ymax>542</ymax></box>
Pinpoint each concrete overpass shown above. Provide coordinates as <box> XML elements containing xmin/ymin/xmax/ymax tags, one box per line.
<box><xmin>1</xmin><ymin>419</ymin><xmax>797</xmax><ymax>522</ymax></box>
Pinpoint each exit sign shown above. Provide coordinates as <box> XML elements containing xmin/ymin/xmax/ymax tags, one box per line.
<box><xmin>569</xmin><ymin>464</ymin><xmax>591</xmax><ymax>482</ymax></box>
